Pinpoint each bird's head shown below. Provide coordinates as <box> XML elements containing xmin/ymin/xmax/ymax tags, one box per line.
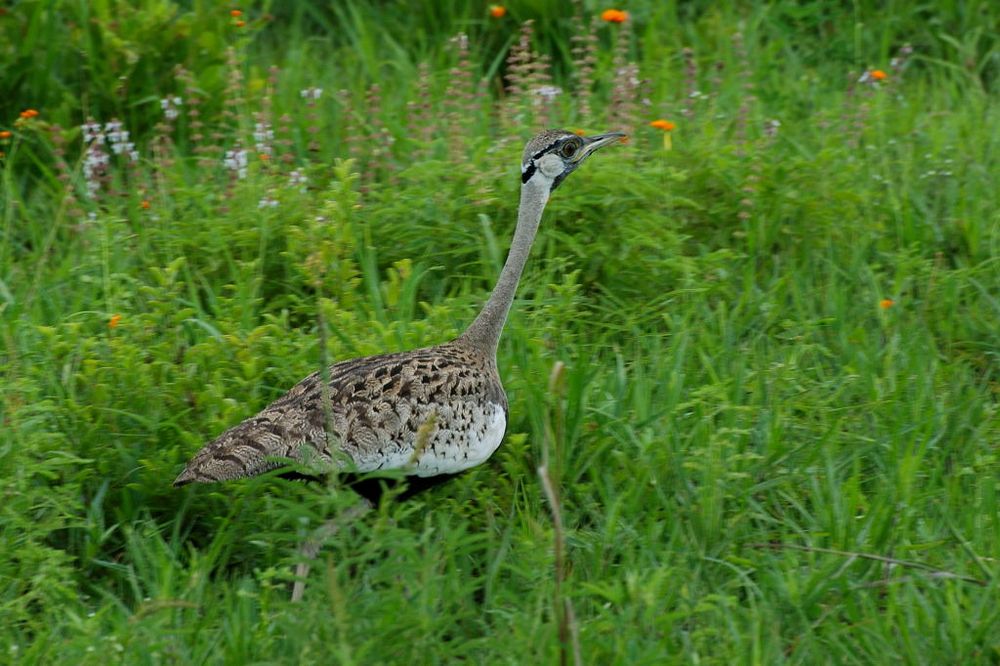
<box><xmin>521</xmin><ymin>129</ymin><xmax>626</xmax><ymax>192</ymax></box>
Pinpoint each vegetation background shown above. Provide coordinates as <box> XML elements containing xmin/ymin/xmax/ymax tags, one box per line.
<box><xmin>1</xmin><ymin>0</ymin><xmax>998</xmax><ymax>662</ymax></box>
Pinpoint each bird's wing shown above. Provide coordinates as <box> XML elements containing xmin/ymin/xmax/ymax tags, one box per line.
<box><xmin>173</xmin><ymin>344</ymin><xmax>504</xmax><ymax>486</ymax></box>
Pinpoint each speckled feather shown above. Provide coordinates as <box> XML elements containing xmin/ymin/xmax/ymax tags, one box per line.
<box><xmin>173</xmin><ymin>340</ymin><xmax>507</xmax><ymax>485</ymax></box>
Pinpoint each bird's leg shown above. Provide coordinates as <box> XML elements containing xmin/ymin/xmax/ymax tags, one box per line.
<box><xmin>291</xmin><ymin>499</ymin><xmax>373</xmax><ymax>602</ymax></box>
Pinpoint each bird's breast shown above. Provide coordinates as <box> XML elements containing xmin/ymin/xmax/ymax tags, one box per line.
<box><xmin>352</xmin><ymin>400</ymin><xmax>507</xmax><ymax>477</ymax></box>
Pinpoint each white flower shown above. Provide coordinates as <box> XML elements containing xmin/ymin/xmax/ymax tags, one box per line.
<box><xmin>83</xmin><ymin>148</ymin><xmax>110</xmax><ymax>184</ymax></box>
<box><xmin>223</xmin><ymin>149</ymin><xmax>249</xmax><ymax>179</ymax></box>
<box><xmin>253</xmin><ymin>122</ymin><xmax>274</xmax><ymax>143</ymax></box>
<box><xmin>81</xmin><ymin>122</ymin><xmax>104</xmax><ymax>144</ymax></box>
<box><xmin>533</xmin><ymin>85</ymin><xmax>562</xmax><ymax>101</ymax></box>
<box><xmin>161</xmin><ymin>97</ymin><xmax>182</xmax><ymax>120</ymax></box>
<box><xmin>253</xmin><ymin>122</ymin><xmax>274</xmax><ymax>154</ymax></box>
<box><xmin>258</xmin><ymin>196</ymin><xmax>279</xmax><ymax>208</ymax></box>
<box><xmin>289</xmin><ymin>169</ymin><xmax>308</xmax><ymax>192</ymax></box>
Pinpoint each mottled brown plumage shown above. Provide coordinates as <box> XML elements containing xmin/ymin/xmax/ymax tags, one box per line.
<box><xmin>174</xmin><ymin>129</ymin><xmax>624</xmax><ymax>489</ymax></box>
<box><xmin>174</xmin><ymin>341</ymin><xmax>506</xmax><ymax>485</ymax></box>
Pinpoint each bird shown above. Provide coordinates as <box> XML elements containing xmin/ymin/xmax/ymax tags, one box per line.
<box><xmin>173</xmin><ymin>129</ymin><xmax>624</xmax><ymax>496</ymax></box>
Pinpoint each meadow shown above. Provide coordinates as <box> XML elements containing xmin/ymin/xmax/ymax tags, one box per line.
<box><xmin>1</xmin><ymin>1</ymin><xmax>998</xmax><ymax>663</ymax></box>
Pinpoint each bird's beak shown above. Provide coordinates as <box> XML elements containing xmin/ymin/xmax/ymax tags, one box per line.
<box><xmin>579</xmin><ymin>131</ymin><xmax>627</xmax><ymax>159</ymax></box>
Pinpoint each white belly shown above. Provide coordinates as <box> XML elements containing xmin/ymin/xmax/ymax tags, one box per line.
<box><xmin>355</xmin><ymin>401</ymin><xmax>507</xmax><ymax>477</ymax></box>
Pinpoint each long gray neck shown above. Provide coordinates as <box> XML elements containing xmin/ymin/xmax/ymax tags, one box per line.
<box><xmin>460</xmin><ymin>179</ymin><xmax>550</xmax><ymax>355</ymax></box>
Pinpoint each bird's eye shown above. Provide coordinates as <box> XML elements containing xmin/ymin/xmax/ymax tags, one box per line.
<box><xmin>561</xmin><ymin>141</ymin><xmax>580</xmax><ymax>158</ymax></box>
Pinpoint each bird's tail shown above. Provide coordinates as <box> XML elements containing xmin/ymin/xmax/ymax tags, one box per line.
<box><xmin>173</xmin><ymin>415</ymin><xmax>323</xmax><ymax>486</ymax></box>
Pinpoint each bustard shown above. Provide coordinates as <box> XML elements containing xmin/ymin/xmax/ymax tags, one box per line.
<box><xmin>174</xmin><ymin>129</ymin><xmax>623</xmax><ymax>493</ymax></box>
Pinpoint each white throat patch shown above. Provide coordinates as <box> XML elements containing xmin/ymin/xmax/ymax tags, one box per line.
<box><xmin>536</xmin><ymin>153</ymin><xmax>564</xmax><ymax>178</ymax></box>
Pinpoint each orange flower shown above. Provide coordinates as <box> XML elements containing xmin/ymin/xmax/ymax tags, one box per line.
<box><xmin>258</xmin><ymin>152</ymin><xmax>270</xmax><ymax>161</ymax></box>
<box><xmin>870</xmin><ymin>69</ymin><xmax>887</xmax><ymax>81</ymax></box>
<box><xmin>650</xmin><ymin>120</ymin><xmax>675</xmax><ymax>150</ymax></box>
<box><xmin>230</xmin><ymin>9</ymin><xmax>242</xmax><ymax>17</ymax></box>
<box><xmin>19</xmin><ymin>109</ymin><xmax>39</xmax><ymax>119</ymax></box>
<box><xmin>235</xmin><ymin>19</ymin><xmax>246</xmax><ymax>27</ymax></box>
<box><xmin>0</xmin><ymin>130</ymin><xmax>11</xmax><ymax>139</ymax></box>
<box><xmin>140</xmin><ymin>200</ymin><xmax>151</xmax><ymax>210</ymax></box>
<box><xmin>108</xmin><ymin>314</ymin><xmax>122</xmax><ymax>329</ymax></box>
<box><xmin>601</xmin><ymin>9</ymin><xmax>628</xmax><ymax>23</ymax></box>
<box><xmin>879</xmin><ymin>298</ymin><xmax>894</xmax><ymax>310</ymax></box>
<box><xmin>489</xmin><ymin>5</ymin><xmax>506</xmax><ymax>18</ymax></box>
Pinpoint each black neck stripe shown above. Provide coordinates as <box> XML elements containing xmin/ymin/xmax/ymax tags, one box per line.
<box><xmin>521</xmin><ymin>162</ymin><xmax>536</xmax><ymax>184</ymax></box>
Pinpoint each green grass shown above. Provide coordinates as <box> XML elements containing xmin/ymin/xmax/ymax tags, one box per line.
<box><xmin>2</xmin><ymin>1</ymin><xmax>999</xmax><ymax>663</ymax></box>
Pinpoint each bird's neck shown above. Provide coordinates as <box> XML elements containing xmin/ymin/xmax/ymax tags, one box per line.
<box><xmin>460</xmin><ymin>180</ymin><xmax>550</xmax><ymax>354</ymax></box>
